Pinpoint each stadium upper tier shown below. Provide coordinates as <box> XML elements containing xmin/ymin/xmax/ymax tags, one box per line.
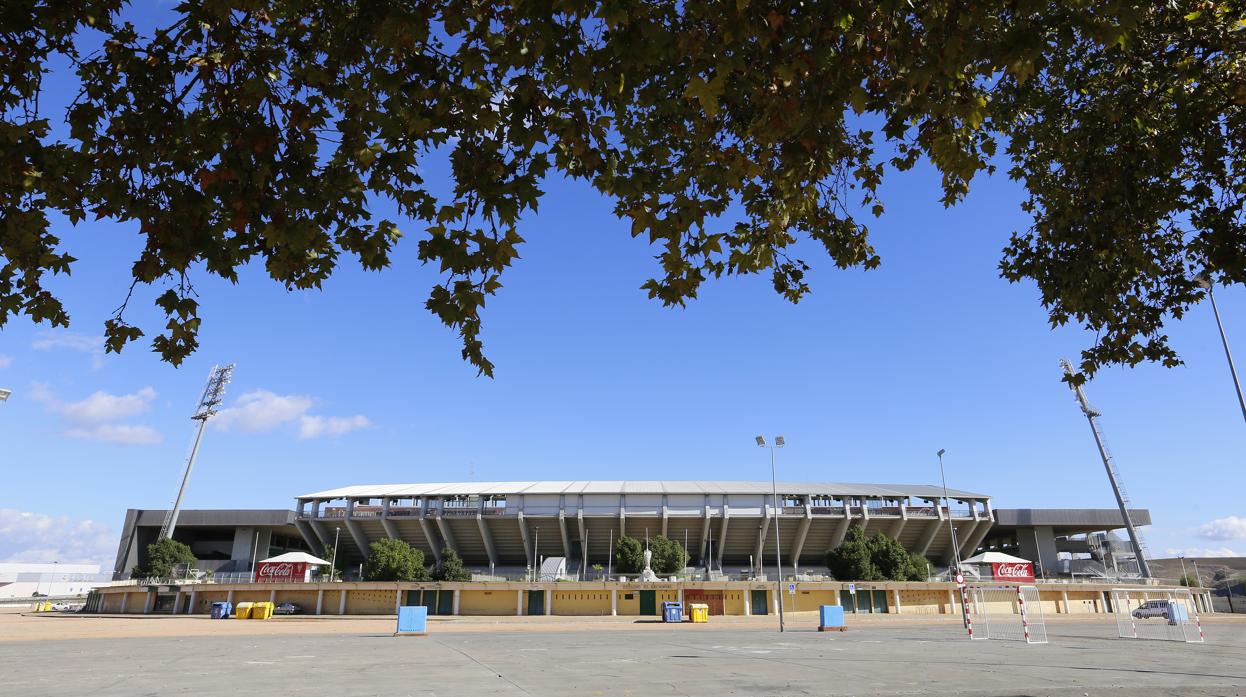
<box><xmin>293</xmin><ymin>481</ymin><xmax>993</xmax><ymax>571</ymax></box>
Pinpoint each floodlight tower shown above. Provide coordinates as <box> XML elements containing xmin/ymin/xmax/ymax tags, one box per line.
<box><xmin>158</xmin><ymin>364</ymin><xmax>235</xmax><ymax>540</ymax></box>
<box><xmin>1060</xmin><ymin>359</ymin><xmax>1152</xmax><ymax>578</ymax></box>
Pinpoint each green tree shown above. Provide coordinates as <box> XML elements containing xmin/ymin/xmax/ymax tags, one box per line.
<box><xmin>614</xmin><ymin>536</ymin><xmax>644</xmax><ymax>575</ymax></box>
<box><xmin>647</xmin><ymin>535</ymin><xmax>688</xmax><ymax>575</ymax></box>
<box><xmin>319</xmin><ymin>543</ymin><xmax>342</xmax><ymax>581</ymax></box>
<box><xmin>4</xmin><ymin>4</ymin><xmax>1242</xmax><ymax>378</ymax></box>
<box><xmin>432</xmin><ymin>548</ymin><xmax>472</xmax><ymax>582</ymax></box>
<box><xmin>362</xmin><ymin>539</ymin><xmax>428</xmax><ymax>582</ymax></box>
<box><xmin>134</xmin><ymin>538</ymin><xmax>197</xmax><ymax>579</ymax></box>
<box><xmin>826</xmin><ymin>526</ymin><xmax>926</xmax><ymax>582</ymax></box>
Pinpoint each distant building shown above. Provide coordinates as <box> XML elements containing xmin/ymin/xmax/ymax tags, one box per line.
<box><xmin>0</xmin><ymin>562</ymin><xmax>109</xmax><ymax>599</ymax></box>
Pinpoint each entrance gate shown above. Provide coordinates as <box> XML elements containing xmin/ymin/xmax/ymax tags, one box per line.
<box><xmin>684</xmin><ymin>589</ymin><xmax>724</xmax><ymax>615</ymax></box>
<box><xmin>527</xmin><ymin>590</ymin><xmax>546</xmax><ymax>616</ymax></box>
<box><xmin>750</xmin><ymin>589</ymin><xmax>768</xmax><ymax>615</ymax></box>
<box><xmin>639</xmin><ymin>590</ymin><xmax>657</xmax><ymax>615</ymax></box>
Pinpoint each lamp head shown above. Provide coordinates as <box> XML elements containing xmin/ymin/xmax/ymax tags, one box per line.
<box><xmin>937</xmin><ymin>448</ymin><xmax>946</xmax><ymax>457</ymax></box>
<box><xmin>755</xmin><ymin>436</ymin><xmax>766</xmax><ymax>447</ymax></box>
<box><xmin>774</xmin><ymin>435</ymin><xmax>785</xmax><ymax>447</ymax></box>
<box><xmin>1195</xmin><ymin>274</ymin><xmax>1212</xmax><ymax>290</ymax></box>
<box><xmin>0</xmin><ymin>388</ymin><xmax>10</xmax><ymax>402</ymax></box>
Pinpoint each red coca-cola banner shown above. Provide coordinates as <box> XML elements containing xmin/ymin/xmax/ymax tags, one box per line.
<box><xmin>992</xmin><ymin>561</ymin><xmax>1035</xmax><ymax>582</ymax></box>
<box><xmin>254</xmin><ymin>561</ymin><xmax>307</xmax><ymax>583</ymax></box>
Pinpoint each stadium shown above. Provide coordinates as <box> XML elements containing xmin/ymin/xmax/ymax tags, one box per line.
<box><xmin>116</xmin><ymin>479</ymin><xmax>1150</xmax><ymax>581</ymax></box>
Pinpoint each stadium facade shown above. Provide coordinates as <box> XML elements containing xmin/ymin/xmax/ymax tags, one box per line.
<box><xmin>115</xmin><ymin>480</ymin><xmax>1152</xmax><ymax>580</ymax></box>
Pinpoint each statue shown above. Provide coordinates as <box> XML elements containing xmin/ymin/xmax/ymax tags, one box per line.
<box><xmin>640</xmin><ymin>546</ymin><xmax>659</xmax><ymax>582</ymax></box>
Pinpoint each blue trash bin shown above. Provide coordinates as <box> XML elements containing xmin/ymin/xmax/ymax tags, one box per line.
<box><xmin>210</xmin><ymin>601</ymin><xmax>233</xmax><ymax>619</ymax></box>
<box><xmin>662</xmin><ymin>601</ymin><xmax>683</xmax><ymax>623</ymax></box>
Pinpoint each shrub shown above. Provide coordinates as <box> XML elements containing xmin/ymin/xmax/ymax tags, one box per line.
<box><xmin>363</xmin><ymin>539</ymin><xmax>429</xmax><ymax>581</ymax></box>
<box><xmin>134</xmin><ymin>538</ymin><xmax>197</xmax><ymax>579</ymax></box>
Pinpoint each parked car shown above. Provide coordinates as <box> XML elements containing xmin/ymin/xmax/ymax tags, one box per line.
<box><xmin>274</xmin><ymin>602</ymin><xmax>302</xmax><ymax>615</ymax></box>
<box><xmin>1131</xmin><ymin>600</ymin><xmax>1171</xmax><ymax>620</ymax></box>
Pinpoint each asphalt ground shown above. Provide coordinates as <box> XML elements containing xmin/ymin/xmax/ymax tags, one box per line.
<box><xmin>4</xmin><ymin>614</ymin><xmax>1246</xmax><ymax>697</ymax></box>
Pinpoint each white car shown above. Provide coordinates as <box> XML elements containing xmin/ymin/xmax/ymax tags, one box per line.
<box><xmin>1131</xmin><ymin>600</ymin><xmax>1172</xmax><ymax>620</ymax></box>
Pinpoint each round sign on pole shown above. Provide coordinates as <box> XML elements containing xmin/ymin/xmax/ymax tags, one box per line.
<box><xmin>954</xmin><ymin>572</ymin><xmax>965</xmax><ymax>585</ymax></box>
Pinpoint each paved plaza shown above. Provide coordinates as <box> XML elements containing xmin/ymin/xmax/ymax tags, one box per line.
<box><xmin>3</xmin><ymin>612</ymin><xmax>1244</xmax><ymax>696</ymax></box>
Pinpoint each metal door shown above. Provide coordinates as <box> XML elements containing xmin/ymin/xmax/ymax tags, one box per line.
<box><xmin>639</xmin><ymin>590</ymin><xmax>656</xmax><ymax>615</ymax></box>
<box><xmin>750</xmin><ymin>589</ymin><xmax>768</xmax><ymax>615</ymax></box>
<box><xmin>527</xmin><ymin>590</ymin><xmax>545</xmax><ymax>616</ymax></box>
<box><xmin>840</xmin><ymin>589</ymin><xmax>856</xmax><ymax>613</ymax></box>
<box><xmin>871</xmin><ymin>589</ymin><xmax>888</xmax><ymax>613</ymax></box>
<box><xmin>420</xmin><ymin>590</ymin><xmax>437</xmax><ymax>615</ymax></box>
<box><xmin>437</xmin><ymin>590</ymin><xmax>454</xmax><ymax>615</ymax></box>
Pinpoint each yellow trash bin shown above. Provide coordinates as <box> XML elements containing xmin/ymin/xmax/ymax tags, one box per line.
<box><xmin>250</xmin><ymin>602</ymin><xmax>274</xmax><ymax>620</ymax></box>
<box><xmin>234</xmin><ymin>602</ymin><xmax>254</xmax><ymax>619</ymax></box>
<box><xmin>690</xmin><ymin>603</ymin><xmax>709</xmax><ymax>623</ymax></box>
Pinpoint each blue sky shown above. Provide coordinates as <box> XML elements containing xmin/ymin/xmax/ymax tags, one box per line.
<box><xmin>2</xmin><ymin>14</ymin><xmax>1244</xmax><ymax>567</ymax></box>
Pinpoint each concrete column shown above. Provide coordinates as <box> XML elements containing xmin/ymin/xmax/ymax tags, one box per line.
<box><xmin>743</xmin><ymin>590</ymin><xmax>751</xmax><ymax>615</ymax></box>
<box><xmin>395</xmin><ymin>589</ymin><xmax>402</xmax><ymax>614</ymax></box>
<box><xmin>226</xmin><ymin>590</ymin><xmax>235</xmax><ymax>605</ymax></box>
<box><xmin>544</xmin><ymin>588</ymin><xmax>551</xmax><ymax>615</ymax></box>
<box><xmin>677</xmin><ymin>588</ymin><xmax>684</xmax><ymax>605</ymax></box>
<box><xmin>316</xmin><ymin>589</ymin><xmax>324</xmax><ymax>615</ymax></box>
<box><xmin>269</xmin><ymin>589</ymin><xmax>277</xmax><ymax>604</ymax></box>
<box><xmin>946</xmin><ymin>589</ymin><xmax>955</xmax><ymax>614</ymax></box>
<box><xmin>338</xmin><ymin>589</ymin><xmax>348</xmax><ymax>615</ymax></box>
<box><xmin>453</xmin><ymin>589</ymin><xmax>460</xmax><ymax>615</ymax></box>
<box><xmin>1060</xmin><ymin>590</ymin><xmax>1069</xmax><ymax>614</ymax></box>
<box><xmin>188</xmin><ymin>590</ymin><xmax>197</xmax><ymax>615</ymax></box>
<box><xmin>144</xmin><ymin>591</ymin><xmax>154</xmax><ymax>614</ymax></box>
<box><xmin>773</xmin><ymin>590</ymin><xmax>780</xmax><ymax>615</ymax></box>
<box><xmin>173</xmin><ymin>592</ymin><xmax>182</xmax><ymax>615</ymax></box>
<box><xmin>517</xmin><ymin>590</ymin><xmax>524</xmax><ymax>616</ymax></box>
<box><xmin>892</xmin><ymin>589</ymin><xmax>902</xmax><ymax>615</ymax></box>
<box><xmin>120</xmin><ymin>592</ymin><xmax>129</xmax><ymax>614</ymax></box>
<box><xmin>610</xmin><ymin>589</ymin><xmax>617</xmax><ymax>616</ymax></box>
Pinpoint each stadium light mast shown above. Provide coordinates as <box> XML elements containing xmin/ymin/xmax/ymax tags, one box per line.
<box><xmin>756</xmin><ymin>435</ymin><xmax>787</xmax><ymax>633</ymax></box>
<box><xmin>0</xmin><ymin>387</ymin><xmax>11</xmax><ymax>402</ymax></box>
<box><xmin>1196</xmin><ymin>275</ymin><xmax>1246</xmax><ymax>426</ymax></box>
<box><xmin>937</xmin><ymin>448</ymin><xmax>969</xmax><ymax>630</ymax></box>
<box><xmin>158</xmin><ymin>364</ymin><xmax>235</xmax><ymax>541</ymax></box>
<box><xmin>1060</xmin><ymin>359</ymin><xmax>1152</xmax><ymax>578</ymax></box>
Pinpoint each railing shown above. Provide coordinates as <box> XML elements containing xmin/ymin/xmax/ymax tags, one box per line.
<box><xmin>905</xmin><ymin>507</ymin><xmax>938</xmax><ymax>517</ymax></box>
<box><xmin>481</xmin><ymin>507</ymin><xmax>506</xmax><ymax>516</ymax></box>
<box><xmin>872</xmin><ymin>506</ymin><xmax>902</xmax><ymax>516</ymax></box>
<box><xmin>441</xmin><ymin>509</ymin><xmax>477</xmax><ymax>518</ymax></box>
<box><xmin>810</xmin><ymin>506</ymin><xmax>847</xmax><ymax>515</ymax></box>
<box><xmin>386</xmin><ymin>507</ymin><xmax>420</xmax><ymax>517</ymax></box>
<box><xmin>781</xmin><ymin>506</ymin><xmax>805</xmax><ymax>514</ymax></box>
<box><xmin>322</xmin><ymin>507</ymin><xmax>347</xmax><ymax>518</ymax></box>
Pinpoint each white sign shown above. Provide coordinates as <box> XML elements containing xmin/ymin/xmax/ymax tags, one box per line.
<box><xmin>954</xmin><ymin>573</ymin><xmax>965</xmax><ymax>586</ymax></box>
<box><xmin>788</xmin><ymin>583</ymin><xmax>796</xmax><ymax>595</ymax></box>
<box><xmin>848</xmin><ymin>583</ymin><xmax>856</xmax><ymax>594</ymax></box>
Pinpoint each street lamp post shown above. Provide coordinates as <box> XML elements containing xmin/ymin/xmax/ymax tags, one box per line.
<box><xmin>756</xmin><ymin>435</ymin><xmax>787</xmax><ymax>632</ymax></box>
<box><xmin>938</xmin><ymin>449</ymin><xmax>969</xmax><ymax>629</ymax></box>
<box><xmin>0</xmin><ymin>388</ymin><xmax>11</xmax><ymax>402</ymax></box>
<box><xmin>1179</xmin><ymin>555</ymin><xmax>1189</xmax><ymax>586</ymax></box>
<box><xmin>1197</xmin><ymin>275</ymin><xmax>1246</xmax><ymax>425</ymax></box>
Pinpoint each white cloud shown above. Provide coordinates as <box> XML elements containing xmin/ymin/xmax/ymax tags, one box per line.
<box><xmin>0</xmin><ymin>354</ymin><xmax>12</xmax><ymax>369</ymax></box>
<box><xmin>31</xmin><ymin>330</ymin><xmax>106</xmax><ymax>369</ymax></box>
<box><xmin>64</xmin><ymin>423</ymin><xmax>162</xmax><ymax>445</ymax></box>
<box><xmin>0</xmin><ymin>509</ymin><xmax>116</xmax><ymax>566</ymax></box>
<box><xmin>212</xmin><ymin>390</ymin><xmax>314</xmax><ymax>432</ymax></box>
<box><xmin>60</xmin><ymin>387</ymin><xmax>156</xmax><ymax>424</ymax></box>
<box><xmin>1164</xmin><ymin>547</ymin><xmax>1243</xmax><ymax>558</ymax></box>
<box><xmin>1197</xmin><ymin>516</ymin><xmax>1246</xmax><ymax>541</ymax></box>
<box><xmin>299</xmin><ymin>414</ymin><xmax>372</xmax><ymax>439</ymax></box>
<box><xmin>31</xmin><ymin>383</ymin><xmax>161</xmax><ymax>444</ymax></box>
<box><xmin>212</xmin><ymin>389</ymin><xmax>371</xmax><ymax>439</ymax></box>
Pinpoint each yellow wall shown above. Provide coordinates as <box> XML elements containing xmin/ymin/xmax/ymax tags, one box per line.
<box><xmin>1064</xmin><ymin>591</ymin><xmax>1101</xmax><ymax>614</ymax></box>
<box><xmin>790</xmin><ymin>589</ymin><xmax>839</xmax><ymax>612</ymax></box>
<box><xmin>552</xmin><ymin>590</ymin><xmax>612</xmax><ymax>616</ymax></box>
<box><xmin>191</xmin><ymin>590</ymin><xmax>229</xmax><ymax>614</ymax></box>
<box><xmin>899</xmin><ymin>589</ymin><xmax>950</xmax><ymax>616</ymax></box>
<box><xmin>276</xmin><ymin>589</ymin><xmax>322</xmax><ymax>613</ymax></box>
<box><xmin>231</xmin><ymin>590</ymin><xmax>273</xmax><ymax>605</ymax></box>
<box><xmin>321</xmin><ymin>589</ymin><xmax>345</xmax><ymax>615</ymax></box>
<box><xmin>722</xmin><ymin>590</ymin><xmax>747</xmax><ymax>615</ymax></box>
<box><xmin>101</xmin><ymin>592</ymin><xmax>125</xmax><ymax>613</ymax></box>
<box><xmin>347</xmin><ymin>588</ymin><xmax>396</xmax><ymax>614</ymax></box>
<box><xmin>460</xmin><ymin>589</ymin><xmax>517</xmax><ymax>616</ymax></box>
<box><xmin>616</xmin><ymin>590</ymin><xmax>640</xmax><ymax>615</ymax></box>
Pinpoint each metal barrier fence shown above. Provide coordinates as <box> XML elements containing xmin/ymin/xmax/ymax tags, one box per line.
<box><xmin>967</xmin><ymin>584</ymin><xmax>1047</xmax><ymax>644</ymax></box>
<box><xmin>1112</xmin><ymin>587</ymin><xmax>1204</xmax><ymax>643</ymax></box>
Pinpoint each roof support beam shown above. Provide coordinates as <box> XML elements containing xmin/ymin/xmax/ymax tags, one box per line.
<box><xmin>294</xmin><ymin>519</ymin><xmax>324</xmax><ymax>557</ymax></box>
<box><xmin>577</xmin><ymin>510</ymin><xmax>587</xmax><ymax>567</ymax></box>
<box><xmin>941</xmin><ymin>520</ymin><xmax>969</xmax><ymax>565</ymax></box>
<box><xmin>913</xmin><ymin>519</ymin><xmax>939</xmax><ymax>557</ymax></box>
<box><xmin>308</xmin><ymin>518</ymin><xmax>333</xmax><ymax>551</ymax></box>
<box><xmin>889</xmin><ymin>505</ymin><xmax>908</xmax><ymax>540</ymax></box>
<box><xmin>434</xmin><ymin>512</ymin><xmax>458</xmax><ymax>557</ymax></box>
<box><xmin>418</xmin><ymin>517</ymin><xmax>442</xmax><ymax>564</ymax></box>
<box><xmin>558</xmin><ymin>510</ymin><xmax>571</xmax><ymax>558</ymax></box>
<box><xmin>619</xmin><ymin>507</ymin><xmax>626</xmax><ymax>539</ymax></box>
<box><xmin>753</xmin><ymin>508</ymin><xmax>770</xmax><ymax>576</ymax></box>
<box><xmin>661</xmin><ymin>497</ymin><xmax>669</xmax><ymax>538</ymax></box>
<box><xmin>827</xmin><ymin>510</ymin><xmax>852</xmax><ymax>552</ymax></box>
<box><xmin>789</xmin><ymin>507</ymin><xmax>812</xmax><ymax>573</ymax></box>
<box><xmin>344</xmin><ymin>518</ymin><xmax>370</xmax><ymax>559</ymax></box>
<box><xmin>960</xmin><ymin>516</ymin><xmax>992</xmax><ymax>559</ymax></box>
<box><xmin>716</xmin><ymin>506</ymin><xmax>731</xmax><ymax>569</ymax></box>
<box><xmin>476</xmin><ymin>513</ymin><xmax>498</xmax><ymax>569</ymax></box>
<box><xmin>698</xmin><ymin>506</ymin><xmax>711</xmax><ymax>564</ymax></box>
<box><xmin>380</xmin><ymin>500</ymin><xmax>399</xmax><ymax>540</ymax></box>
<box><xmin>517</xmin><ymin>511</ymin><xmax>533</xmax><ymax>568</ymax></box>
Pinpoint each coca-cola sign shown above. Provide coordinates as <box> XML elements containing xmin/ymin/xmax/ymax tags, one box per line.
<box><xmin>992</xmin><ymin>561</ymin><xmax>1035</xmax><ymax>582</ymax></box>
<box><xmin>255</xmin><ymin>561</ymin><xmax>306</xmax><ymax>583</ymax></box>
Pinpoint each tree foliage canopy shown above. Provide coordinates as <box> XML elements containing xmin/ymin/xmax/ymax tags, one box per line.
<box><xmin>362</xmin><ymin>538</ymin><xmax>428</xmax><ymax>581</ymax></box>
<box><xmin>135</xmin><ymin>537</ymin><xmax>197</xmax><ymax>579</ymax></box>
<box><xmin>5</xmin><ymin>2</ymin><xmax>1243</xmax><ymax>377</ymax></box>
<box><xmin>826</xmin><ymin>526</ymin><xmax>927</xmax><ymax>581</ymax></box>
<box><xmin>432</xmin><ymin>547</ymin><xmax>472</xmax><ymax>581</ymax></box>
<box><xmin>614</xmin><ymin>535</ymin><xmax>644</xmax><ymax>574</ymax></box>
<box><xmin>647</xmin><ymin>534</ymin><xmax>688</xmax><ymax>574</ymax></box>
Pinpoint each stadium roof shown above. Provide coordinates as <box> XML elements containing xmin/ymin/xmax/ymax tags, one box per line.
<box><xmin>297</xmin><ymin>481</ymin><xmax>989</xmax><ymax>500</ymax></box>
